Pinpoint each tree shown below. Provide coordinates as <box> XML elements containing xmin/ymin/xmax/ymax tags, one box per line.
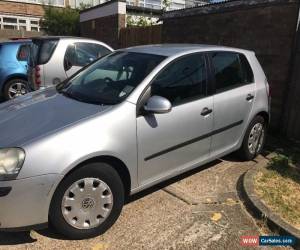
<box><xmin>126</xmin><ymin>15</ymin><xmax>157</xmax><ymax>27</ymax></box>
<box><xmin>162</xmin><ymin>0</ymin><xmax>171</xmax><ymax>11</ymax></box>
<box><xmin>42</xmin><ymin>6</ymin><xmax>80</xmax><ymax>36</ymax></box>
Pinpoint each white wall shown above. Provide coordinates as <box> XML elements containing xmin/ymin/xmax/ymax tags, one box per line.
<box><xmin>80</xmin><ymin>1</ymin><xmax>126</xmax><ymax>22</ymax></box>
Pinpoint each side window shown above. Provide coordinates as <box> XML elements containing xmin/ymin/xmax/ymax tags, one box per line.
<box><xmin>75</xmin><ymin>43</ymin><xmax>111</xmax><ymax>67</ymax></box>
<box><xmin>92</xmin><ymin>44</ymin><xmax>111</xmax><ymax>58</ymax></box>
<box><xmin>17</xmin><ymin>44</ymin><xmax>30</xmax><ymax>61</ymax></box>
<box><xmin>211</xmin><ymin>52</ymin><xmax>254</xmax><ymax>93</ymax></box>
<box><xmin>239</xmin><ymin>54</ymin><xmax>254</xmax><ymax>84</ymax></box>
<box><xmin>151</xmin><ymin>54</ymin><xmax>207</xmax><ymax>106</ymax></box>
<box><xmin>64</xmin><ymin>43</ymin><xmax>111</xmax><ymax>70</ymax></box>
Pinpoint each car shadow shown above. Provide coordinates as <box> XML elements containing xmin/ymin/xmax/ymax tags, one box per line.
<box><xmin>127</xmin><ymin>159</ymin><xmax>222</xmax><ymax>204</ymax></box>
<box><xmin>0</xmin><ymin>231</ymin><xmax>37</xmax><ymax>245</ymax></box>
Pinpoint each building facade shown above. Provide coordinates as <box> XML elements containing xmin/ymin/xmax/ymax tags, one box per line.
<box><xmin>0</xmin><ymin>0</ymin><xmax>63</xmax><ymax>32</ymax></box>
<box><xmin>0</xmin><ymin>0</ymin><xmax>210</xmax><ymax>34</ymax></box>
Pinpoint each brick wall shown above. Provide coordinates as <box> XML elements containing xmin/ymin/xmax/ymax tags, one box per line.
<box><xmin>0</xmin><ymin>0</ymin><xmax>44</xmax><ymax>17</ymax></box>
<box><xmin>81</xmin><ymin>14</ymin><xmax>126</xmax><ymax>49</ymax></box>
<box><xmin>162</xmin><ymin>0</ymin><xmax>300</xmax><ymax>131</ymax></box>
<box><xmin>0</xmin><ymin>29</ymin><xmax>42</xmax><ymax>41</ymax></box>
<box><xmin>284</xmin><ymin>27</ymin><xmax>300</xmax><ymax>140</ymax></box>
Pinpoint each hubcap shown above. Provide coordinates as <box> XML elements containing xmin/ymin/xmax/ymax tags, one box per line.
<box><xmin>8</xmin><ymin>82</ymin><xmax>28</xmax><ymax>99</ymax></box>
<box><xmin>248</xmin><ymin>123</ymin><xmax>265</xmax><ymax>155</ymax></box>
<box><xmin>61</xmin><ymin>178</ymin><xmax>113</xmax><ymax>230</ymax></box>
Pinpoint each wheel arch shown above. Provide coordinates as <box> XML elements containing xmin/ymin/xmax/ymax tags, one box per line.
<box><xmin>238</xmin><ymin>110</ymin><xmax>269</xmax><ymax>150</ymax></box>
<box><xmin>57</xmin><ymin>155</ymin><xmax>132</xmax><ymax>198</ymax></box>
<box><xmin>255</xmin><ymin>111</ymin><xmax>270</xmax><ymax>126</ymax></box>
<box><xmin>2</xmin><ymin>74</ymin><xmax>28</xmax><ymax>93</ymax></box>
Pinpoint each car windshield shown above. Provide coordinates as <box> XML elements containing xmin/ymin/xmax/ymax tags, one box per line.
<box><xmin>58</xmin><ymin>51</ymin><xmax>166</xmax><ymax>105</ymax></box>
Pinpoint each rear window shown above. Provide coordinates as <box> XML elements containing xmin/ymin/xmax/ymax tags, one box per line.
<box><xmin>30</xmin><ymin>39</ymin><xmax>58</xmax><ymax>66</ymax></box>
<box><xmin>17</xmin><ymin>44</ymin><xmax>30</xmax><ymax>61</ymax></box>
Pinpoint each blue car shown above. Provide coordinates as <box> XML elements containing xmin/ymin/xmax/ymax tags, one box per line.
<box><xmin>0</xmin><ymin>40</ymin><xmax>31</xmax><ymax>100</ymax></box>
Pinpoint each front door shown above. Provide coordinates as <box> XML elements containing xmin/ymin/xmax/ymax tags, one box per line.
<box><xmin>137</xmin><ymin>53</ymin><xmax>214</xmax><ymax>186</ymax></box>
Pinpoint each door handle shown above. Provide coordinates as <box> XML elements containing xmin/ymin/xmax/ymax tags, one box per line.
<box><xmin>246</xmin><ymin>94</ymin><xmax>254</xmax><ymax>101</ymax></box>
<box><xmin>201</xmin><ymin>107</ymin><xmax>213</xmax><ymax>116</ymax></box>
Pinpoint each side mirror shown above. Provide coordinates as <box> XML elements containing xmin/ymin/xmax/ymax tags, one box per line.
<box><xmin>144</xmin><ymin>96</ymin><xmax>172</xmax><ymax>114</ymax></box>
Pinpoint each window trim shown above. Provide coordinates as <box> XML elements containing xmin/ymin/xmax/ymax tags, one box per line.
<box><xmin>208</xmin><ymin>51</ymin><xmax>255</xmax><ymax>95</ymax></box>
<box><xmin>0</xmin><ymin>14</ymin><xmax>40</xmax><ymax>32</ymax></box>
<box><xmin>5</xmin><ymin>0</ymin><xmax>65</xmax><ymax>7</ymax></box>
<box><xmin>137</xmin><ymin>52</ymin><xmax>212</xmax><ymax>115</ymax></box>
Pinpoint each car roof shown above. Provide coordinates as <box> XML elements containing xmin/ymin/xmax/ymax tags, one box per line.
<box><xmin>120</xmin><ymin>44</ymin><xmax>253</xmax><ymax>57</ymax></box>
<box><xmin>0</xmin><ymin>39</ymin><xmax>31</xmax><ymax>46</ymax></box>
<box><xmin>31</xmin><ymin>36</ymin><xmax>95</xmax><ymax>41</ymax></box>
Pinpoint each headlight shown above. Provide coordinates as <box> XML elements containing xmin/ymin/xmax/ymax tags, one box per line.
<box><xmin>0</xmin><ymin>148</ymin><xmax>25</xmax><ymax>181</ymax></box>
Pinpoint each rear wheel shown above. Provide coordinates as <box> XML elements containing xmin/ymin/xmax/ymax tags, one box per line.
<box><xmin>3</xmin><ymin>79</ymin><xmax>29</xmax><ymax>100</ymax></box>
<box><xmin>49</xmin><ymin>162</ymin><xmax>124</xmax><ymax>239</ymax></box>
<box><xmin>238</xmin><ymin>115</ymin><xmax>266</xmax><ymax>160</ymax></box>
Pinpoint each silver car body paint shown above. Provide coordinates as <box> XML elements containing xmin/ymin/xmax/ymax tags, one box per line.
<box><xmin>0</xmin><ymin>44</ymin><xmax>269</xmax><ymax>229</ymax></box>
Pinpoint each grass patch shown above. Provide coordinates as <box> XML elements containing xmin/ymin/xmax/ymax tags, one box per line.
<box><xmin>254</xmin><ymin>154</ymin><xmax>300</xmax><ymax>230</ymax></box>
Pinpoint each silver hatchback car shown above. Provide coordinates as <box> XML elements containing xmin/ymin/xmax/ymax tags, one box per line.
<box><xmin>28</xmin><ymin>36</ymin><xmax>113</xmax><ymax>91</ymax></box>
<box><xmin>0</xmin><ymin>45</ymin><xmax>270</xmax><ymax>239</ymax></box>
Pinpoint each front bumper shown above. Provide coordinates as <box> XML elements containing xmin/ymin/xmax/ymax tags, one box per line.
<box><xmin>0</xmin><ymin>174</ymin><xmax>63</xmax><ymax>230</ymax></box>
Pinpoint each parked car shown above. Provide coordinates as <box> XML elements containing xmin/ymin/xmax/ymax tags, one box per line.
<box><xmin>0</xmin><ymin>45</ymin><xmax>270</xmax><ymax>239</ymax></box>
<box><xmin>28</xmin><ymin>36</ymin><xmax>113</xmax><ymax>90</ymax></box>
<box><xmin>0</xmin><ymin>40</ymin><xmax>31</xmax><ymax>100</ymax></box>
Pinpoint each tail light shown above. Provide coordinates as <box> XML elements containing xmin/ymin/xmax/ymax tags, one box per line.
<box><xmin>35</xmin><ymin>66</ymin><xmax>41</xmax><ymax>88</ymax></box>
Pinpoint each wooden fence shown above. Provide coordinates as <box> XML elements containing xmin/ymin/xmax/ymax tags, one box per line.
<box><xmin>119</xmin><ymin>25</ymin><xmax>162</xmax><ymax>48</ymax></box>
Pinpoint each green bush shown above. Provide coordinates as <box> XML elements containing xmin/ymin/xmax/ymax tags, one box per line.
<box><xmin>42</xmin><ymin>6</ymin><xmax>80</xmax><ymax>36</ymax></box>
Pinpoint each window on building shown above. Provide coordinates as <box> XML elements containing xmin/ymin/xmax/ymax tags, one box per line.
<box><xmin>3</xmin><ymin>17</ymin><xmax>17</xmax><ymax>23</ymax></box>
<box><xmin>68</xmin><ymin>0</ymin><xmax>94</xmax><ymax>8</ymax></box>
<box><xmin>30</xmin><ymin>20</ymin><xmax>39</xmax><ymax>25</ymax></box>
<box><xmin>3</xmin><ymin>25</ymin><xmax>17</xmax><ymax>30</ymax></box>
<box><xmin>0</xmin><ymin>15</ymin><xmax>40</xmax><ymax>32</ymax></box>
<box><xmin>5</xmin><ymin>0</ymin><xmax>65</xmax><ymax>7</ymax></box>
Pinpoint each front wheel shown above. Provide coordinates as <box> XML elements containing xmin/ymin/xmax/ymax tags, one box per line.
<box><xmin>3</xmin><ymin>79</ymin><xmax>29</xmax><ymax>100</ymax></box>
<box><xmin>49</xmin><ymin>162</ymin><xmax>125</xmax><ymax>239</ymax></box>
<box><xmin>238</xmin><ymin>116</ymin><xmax>266</xmax><ymax>160</ymax></box>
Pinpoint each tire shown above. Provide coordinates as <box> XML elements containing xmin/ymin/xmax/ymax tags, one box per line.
<box><xmin>3</xmin><ymin>79</ymin><xmax>29</xmax><ymax>100</ymax></box>
<box><xmin>238</xmin><ymin>115</ymin><xmax>266</xmax><ymax>161</ymax></box>
<box><xmin>49</xmin><ymin>162</ymin><xmax>125</xmax><ymax>239</ymax></box>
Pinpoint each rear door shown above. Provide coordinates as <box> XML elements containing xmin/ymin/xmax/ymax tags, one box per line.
<box><xmin>64</xmin><ymin>42</ymin><xmax>112</xmax><ymax>78</ymax></box>
<box><xmin>28</xmin><ymin>38</ymin><xmax>59</xmax><ymax>89</ymax></box>
<box><xmin>209</xmin><ymin>51</ymin><xmax>255</xmax><ymax>157</ymax></box>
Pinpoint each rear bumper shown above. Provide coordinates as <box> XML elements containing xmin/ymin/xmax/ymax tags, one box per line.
<box><xmin>0</xmin><ymin>174</ymin><xmax>63</xmax><ymax>230</ymax></box>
